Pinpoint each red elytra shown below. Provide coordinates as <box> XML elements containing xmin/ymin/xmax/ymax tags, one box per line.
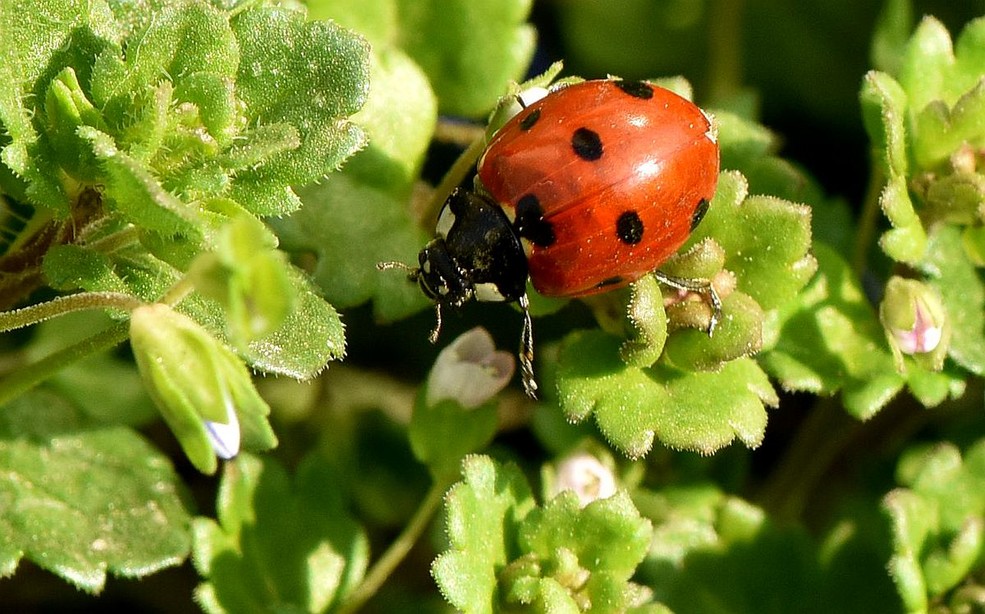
<box><xmin>477</xmin><ymin>78</ymin><xmax>719</xmax><ymax>297</ymax></box>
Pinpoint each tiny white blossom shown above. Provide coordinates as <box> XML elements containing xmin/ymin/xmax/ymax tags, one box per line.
<box><xmin>552</xmin><ymin>453</ymin><xmax>617</xmax><ymax>508</ymax></box>
<box><xmin>426</xmin><ymin>327</ymin><xmax>515</xmax><ymax>409</ymax></box>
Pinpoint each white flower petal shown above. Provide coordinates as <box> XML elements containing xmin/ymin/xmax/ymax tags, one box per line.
<box><xmin>552</xmin><ymin>453</ymin><xmax>617</xmax><ymax>508</ymax></box>
<box><xmin>205</xmin><ymin>400</ymin><xmax>240</xmax><ymax>460</ymax></box>
<box><xmin>426</xmin><ymin>327</ymin><xmax>515</xmax><ymax>408</ymax></box>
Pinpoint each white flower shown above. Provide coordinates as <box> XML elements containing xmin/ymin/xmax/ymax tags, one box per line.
<box><xmin>426</xmin><ymin>327</ymin><xmax>514</xmax><ymax>409</ymax></box>
<box><xmin>552</xmin><ymin>453</ymin><xmax>618</xmax><ymax>508</ymax></box>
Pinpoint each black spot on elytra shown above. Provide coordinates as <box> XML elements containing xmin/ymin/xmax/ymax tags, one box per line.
<box><xmin>515</xmin><ymin>194</ymin><xmax>556</xmax><ymax>247</ymax></box>
<box><xmin>571</xmin><ymin>127</ymin><xmax>603</xmax><ymax>161</ymax></box>
<box><xmin>614</xmin><ymin>80</ymin><xmax>654</xmax><ymax>100</ymax></box>
<box><xmin>616</xmin><ymin>210</ymin><xmax>644</xmax><ymax>245</ymax></box>
<box><xmin>519</xmin><ymin>108</ymin><xmax>541</xmax><ymax>131</ymax></box>
<box><xmin>596</xmin><ymin>275</ymin><xmax>625</xmax><ymax>289</ymax></box>
<box><xmin>690</xmin><ymin>198</ymin><xmax>710</xmax><ymax>232</ymax></box>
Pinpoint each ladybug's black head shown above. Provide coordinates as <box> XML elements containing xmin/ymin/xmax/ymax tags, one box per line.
<box><xmin>378</xmin><ymin>189</ymin><xmax>538</xmax><ymax>398</ymax></box>
<box><xmin>415</xmin><ymin>237</ymin><xmax>473</xmax><ymax>307</ymax></box>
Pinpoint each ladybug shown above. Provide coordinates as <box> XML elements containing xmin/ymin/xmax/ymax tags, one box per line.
<box><xmin>382</xmin><ymin>78</ymin><xmax>720</xmax><ymax>397</ymax></box>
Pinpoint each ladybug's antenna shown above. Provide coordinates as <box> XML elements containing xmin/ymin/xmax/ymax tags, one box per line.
<box><xmin>377</xmin><ymin>261</ymin><xmax>416</xmax><ymax>274</ymax></box>
<box><xmin>518</xmin><ymin>293</ymin><xmax>537</xmax><ymax>399</ymax></box>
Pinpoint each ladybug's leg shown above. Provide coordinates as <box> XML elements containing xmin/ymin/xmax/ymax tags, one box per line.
<box><xmin>518</xmin><ymin>293</ymin><xmax>538</xmax><ymax>399</ymax></box>
<box><xmin>428</xmin><ymin>303</ymin><xmax>444</xmax><ymax>344</ymax></box>
<box><xmin>651</xmin><ymin>271</ymin><xmax>722</xmax><ymax>335</ymax></box>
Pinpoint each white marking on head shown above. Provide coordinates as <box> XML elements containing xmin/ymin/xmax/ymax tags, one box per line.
<box><xmin>435</xmin><ymin>204</ymin><xmax>456</xmax><ymax>239</ymax></box>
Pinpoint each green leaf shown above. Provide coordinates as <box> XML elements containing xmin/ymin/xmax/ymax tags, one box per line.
<box><xmin>240</xmin><ymin>266</ymin><xmax>347</xmax><ymax>379</ymax></box>
<box><xmin>0</xmin><ymin>0</ymin><xmax>118</xmax><ymax>212</ymax></box>
<box><xmin>883</xmin><ymin>440</ymin><xmax>985</xmax><ymax>608</ymax></box>
<box><xmin>43</xmin><ymin>67</ymin><xmax>109</xmax><ymax>181</ymax></box>
<box><xmin>193</xmin><ymin>452</ymin><xmax>369</xmax><ymax>613</ymax></box>
<box><xmin>82</xmin><ymin>127</ymin><xmax>204</xmax><ymax>236</ymax></box>
<box><xmin>619</xmin><ymin>275</ymin><xmax>668</xmax><ymax>368</ymax></box>
<box><xmin>0</xmin><ymin>390</ymin><xmax>191</xmax><ymax>593</ymax></box>
<box><xmin>859</xmin><ymin>69</ymin><xmax>931</xmax><ymax>264</ymax></box>
<box><xmin>279</xmin><ymin>176</ymin><xmax>429</xmax><ymax>321</ymax></box>
<box><xmin>899</xmin><ymin>17</ymin><xmax>958</xmax><ymax>113</ymax></box>
<box><xmin>662</xmin><ymin>291</ymin><xmax>764</xmax><ymax>372</ymax></box>
<box><xmin>899</xmin><ymin>16</ymin><xmax>985</xmax><ymax>114</ymax></box>
<box><xmin>42</xmin><ymin>244</ymin><xmax>127</xmax><ymax>293</ymax></box>
<box><xmin>912</xmin><ymin>80</ymin><xmax>985</xmax><ymax>170</ymax></box>
<box><xmin>91</xmin><ymin>0</ymin><xmax>238</xmax><ymax>114</ymax></box>
<box><xmin>395</xmin><ymin>0</ymin><xmax>535</xmax><ymax>117</ymax></box>
<box><xmin>409</xmin><ymin>397</ymin><xmax>498</xmax><ymax>479</ymax></box>
<box><xmin>190</xmin><ymin>216</ymin><xmax>295</xmax><ymax>345</ymax></box>
<box><xmin>228</xmin><ymin>6</ymin><xmax>370</xmax><ymax>215</ymax></box>
<box><xmin>272</xmin><ymin>28</ymin><xmax>436</xmax><ymax>320</ymax></box>
<box><xmin>432</xmin><ymin>455</ymin><xmax>536</xmax><ymax>612</ymax></box>
<box><xmin>326</xmin><ymin>45</ymin><xmax>437</xmax><ymax>195</ymax></box>
<box><xmin>556</xmin><ymin>331</ymin><xmax>667</xmax><ymax>458</ymax></box>
<box><xmin>691</xmin><ymin>172</ymin><xmax>816</xmax><ymax>314</ymax></box>
<box><xmin>921</xmin><ymin>225</ymin><xmax>985</xmax><ymax>375</ymax></box>
<box><xmin>655</xmin><ymin>358</ymin><xmax>776</xmax><ymax>453</ymax></box>
<box><xmin>638</xmin><ymin>487</ymin><xmax>902</xmax><ymax>613</ymax></box>
<box><xmin>760</xmin><ymin>243</ymin><xmax>903</xmax><ymax>419</ymax></box>
<box><xmin>307</xmin><ymin>0</ymin><xmax>396</xmax><ymax>47</ymax></box>
<box><xmin>511</xmin><ymin>491</ymin><xmax>652</xmax><ymax>611</ymax></box>
<box><xmin>556</xmin><ymin>330</ymin><xmax>776</xmax><ymax>457</ymax></box>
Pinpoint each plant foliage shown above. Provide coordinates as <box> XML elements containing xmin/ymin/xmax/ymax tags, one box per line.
<box><xmin>2</xmin><ymin>0</ymin><xmax>985</xmax><ymax>611</ymax></box>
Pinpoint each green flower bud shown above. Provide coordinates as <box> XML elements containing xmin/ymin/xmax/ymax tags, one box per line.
<box><xmin>880</xmin><ymin>277</ymin><xmax>950</xmax><ymax>371</ymax></box>
<box><xmin>188</xmin><ymin>215</ymin><xmax>294</xmax><ymax>346</ymax></box>
<box><xmin>130</xmin><ymin>303</ymin><xmax>269</xmax><ymax>473</ymax></box>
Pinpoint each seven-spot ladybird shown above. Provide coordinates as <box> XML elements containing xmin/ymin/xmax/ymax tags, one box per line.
<box><xmin>382</xmin><ymin>79</ymin><xmax>721</xmax><ymax>398</ymax></box>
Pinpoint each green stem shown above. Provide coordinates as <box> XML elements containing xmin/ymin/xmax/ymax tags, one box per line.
<box><xmin>86</xmin><ymin>224</ymin><xmax>141</xmax><ymax>254</ymax></box>
<box><xmin>421</xmin><ymin>130</ymin><xmax>487</xmax><ymax>226</ymax></box>
<box><xmin>707</xmin><ymin>0</ymin><xmax>744</xmax><ymax>102</ymax></box>
<box><xmin>852</xmin><ymin>161</ymin><xmax>885</xmax><ymax>276</ymax></box>
<box><xmin>0</xmin><ymin>321</ymin><xmax>130</xmax><ymax>406</ymax></box>
<box><xmin>337</xmin><ymin>476</ymin><xmax>452</xmax><ymax>614</ymax></box>
<box><xmin>0</xmin><ymin>291</ymin><xmax>145</xmax><ymax>333</ymax></box>
<box><xmin>756</xmin><ymin>396</ymin><xmax>858</xmax><ymax>524</ymax></box>
<box><xmin>161</xmin><ymin>276</ymin><xmax>196</xmax><ymax>307</ymax></box>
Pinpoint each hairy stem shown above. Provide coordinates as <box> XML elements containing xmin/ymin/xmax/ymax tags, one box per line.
<box><xmin>421</xmin><ymin>126</ymin><xmax>487</xmax><ymax>226</ymax></box>
<box><xmin>0</xmin><ymin>291</ymin><xmax>145</xmax><ymax>333</ymax></box>
<box><xmin>0</xmin><ymin>321</ymin><xmax>130</xmax><ymax>406</ymax></box>
<box><xmin>337</xmin><ymin>476</ymin><xmax>452</xmax><ymax>614</ymax></box>
<box><xmin>852</xmin><ymin>162</ymin><xmax>885</xmax><ymax>276</ymax></box>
